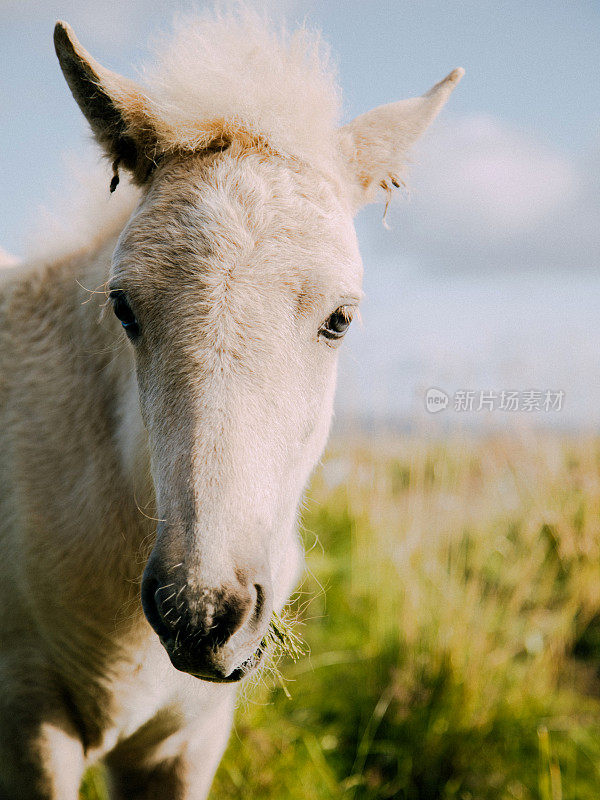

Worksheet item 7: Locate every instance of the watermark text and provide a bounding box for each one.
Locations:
[425,388,564,414]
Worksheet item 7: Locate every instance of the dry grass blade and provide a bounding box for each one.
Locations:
[261,609,307,664]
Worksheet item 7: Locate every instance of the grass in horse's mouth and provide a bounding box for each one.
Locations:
[254,609,306,677]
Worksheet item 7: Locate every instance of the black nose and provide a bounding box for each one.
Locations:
[141,567,268,679]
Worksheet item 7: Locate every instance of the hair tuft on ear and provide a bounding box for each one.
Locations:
[339,68,464,211]
[54,21,159,185]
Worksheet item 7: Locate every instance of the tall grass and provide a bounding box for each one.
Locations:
[82,433,600,799]
[211,433,600,800]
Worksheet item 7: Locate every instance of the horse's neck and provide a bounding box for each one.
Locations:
[0,222,155,650]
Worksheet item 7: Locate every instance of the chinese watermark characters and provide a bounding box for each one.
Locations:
[425,388,564,414]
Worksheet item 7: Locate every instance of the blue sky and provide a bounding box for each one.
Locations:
[1,1,599,426]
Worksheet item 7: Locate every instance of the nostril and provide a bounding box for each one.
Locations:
[252,583,265,625]
[141,574,172,640]
[141,567,273,668]
[201,584,259,647]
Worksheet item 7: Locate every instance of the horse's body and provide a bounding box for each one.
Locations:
[0,11,461,798]
[0,213,236,799]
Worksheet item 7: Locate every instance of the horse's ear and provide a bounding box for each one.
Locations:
[54,21,158,186]
[339,68,464,211]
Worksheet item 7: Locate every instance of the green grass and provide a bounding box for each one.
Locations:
[82,433,600,799]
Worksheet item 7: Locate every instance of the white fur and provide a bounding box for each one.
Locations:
[0,10,462,799]
[142,7,342,172]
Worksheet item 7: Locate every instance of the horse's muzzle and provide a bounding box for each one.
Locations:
[141,564,272,682]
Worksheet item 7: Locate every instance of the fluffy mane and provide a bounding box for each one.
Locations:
[26,10,345,262]
[137,8,343,171]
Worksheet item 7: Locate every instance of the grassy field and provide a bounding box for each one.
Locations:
[82,433,600,799]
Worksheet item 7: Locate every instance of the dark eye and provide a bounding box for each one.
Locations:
[109,291,140,339]
[319,306,353,342]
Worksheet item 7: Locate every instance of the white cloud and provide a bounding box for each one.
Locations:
[362,114,600,274]
[342,116,600,426]
[418,115,577,231]
[0,247,18,266]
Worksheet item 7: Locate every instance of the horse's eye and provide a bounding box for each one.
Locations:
[319,306,353,342]
[109,291,140,339]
